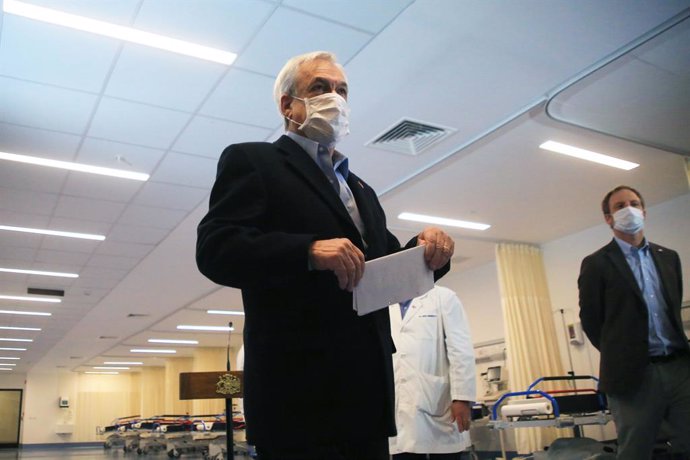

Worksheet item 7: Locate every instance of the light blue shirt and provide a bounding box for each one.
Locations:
[614,237,683,356]
[399,299,412,319]
[286,132,366,241]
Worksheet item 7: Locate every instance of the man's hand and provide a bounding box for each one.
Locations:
[417,227,455,271]
[309,239,365,291]
[451,400,472,432]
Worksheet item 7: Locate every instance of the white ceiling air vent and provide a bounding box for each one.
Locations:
[366,118,456,156]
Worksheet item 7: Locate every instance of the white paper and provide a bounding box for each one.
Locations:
[353,245,434,316]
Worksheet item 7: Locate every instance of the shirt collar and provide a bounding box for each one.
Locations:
[614,236,648,255]
[285,131,349,179]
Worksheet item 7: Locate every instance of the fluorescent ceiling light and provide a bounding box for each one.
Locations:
[0,326,41,331]
[177,325,234,332]
[0,294,61,303]
[85,371,118,375]
[398,212,491,231]
[539,141,639,170]
[104,361,142,365]
[0,151,149,181]
[0,310,52,317]
[0,363,16,366]
[0,368,13,371]
[0,338,33,342]
[148,339,199,345]
[0,347,27,351]
[207,310,245,316]
[130,348,176,354]
[0,357,21,360]
[93,366,129,370]
[0,225,105,241]
[2,0,237,65]
[0,267,78,278]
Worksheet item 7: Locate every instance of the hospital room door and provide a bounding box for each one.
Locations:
[0,390,22,448]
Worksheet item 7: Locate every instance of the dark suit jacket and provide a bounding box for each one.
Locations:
[196,135,449,446]
[578,238,687,395]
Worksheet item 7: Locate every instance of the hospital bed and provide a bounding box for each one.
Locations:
[489,375,612,458]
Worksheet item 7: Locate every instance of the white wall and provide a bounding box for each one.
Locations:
[22,370,79,444]
[0,372,26,389]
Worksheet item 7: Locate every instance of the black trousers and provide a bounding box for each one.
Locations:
[255,437,389,460]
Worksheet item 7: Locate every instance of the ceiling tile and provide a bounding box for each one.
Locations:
[87,97,191,149]
[34,249,91,267]
[0,122,81,159]
[23,274,76,290]
[76,137,165,174]
[0,15,119,92]
[117,205,188,230]
[21,0,141,23]
[133,182,208,211]
[234,6,372,76]
[283,0,414,34]
[0,246,37,264]
[200,69,278,128]
[53,195,127,223]
[38,236,101,255]
[107,224,170,245]
[61,173,144,203]
[105,45,227,112]
[0,187,59,215]
[0,76,99,134]
[87,254,140,271]
[63,283,109,302]
[79,266,128,281]
[150,152,217,187]
[173,115,274,159]
[47,217,112,236]
[93,240,154,258]
[0,160,68,194]
[0,210,50,228]
[70,275,120,290]
[134,0,275,52]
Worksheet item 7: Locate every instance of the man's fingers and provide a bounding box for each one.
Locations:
[418,227,455,270]
[310,239,365,291]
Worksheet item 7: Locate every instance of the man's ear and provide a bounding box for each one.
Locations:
[604,213,614,228]
[280,94,292,118]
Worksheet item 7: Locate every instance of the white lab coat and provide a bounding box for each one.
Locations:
[388,286,476,454]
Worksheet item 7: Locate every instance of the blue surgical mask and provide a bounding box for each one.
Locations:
[612,206,644,234]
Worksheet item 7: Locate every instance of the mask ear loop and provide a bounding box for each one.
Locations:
[285,95,308,130]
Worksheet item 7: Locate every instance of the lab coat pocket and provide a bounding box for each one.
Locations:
[416,372,451,417]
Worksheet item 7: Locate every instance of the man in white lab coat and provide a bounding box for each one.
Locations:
[389,285,476,459]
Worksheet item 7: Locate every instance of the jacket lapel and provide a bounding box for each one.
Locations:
[649,243,678,312]
[604,239,645,304]
[275,136,359,236]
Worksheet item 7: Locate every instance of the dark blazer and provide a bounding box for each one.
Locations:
[196,135,449,447]
[578,238,687,395]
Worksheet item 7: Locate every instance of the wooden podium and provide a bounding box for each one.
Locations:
[179,371,244,459]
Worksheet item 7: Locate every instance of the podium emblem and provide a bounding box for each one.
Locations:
[216,373,241,395]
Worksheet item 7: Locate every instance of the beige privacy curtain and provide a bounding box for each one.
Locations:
[495,243,568,454]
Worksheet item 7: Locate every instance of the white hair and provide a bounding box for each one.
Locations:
[273,51,346,128]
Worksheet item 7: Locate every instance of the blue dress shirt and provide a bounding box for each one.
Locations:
[286,132,366,241]
[614,237,684,356]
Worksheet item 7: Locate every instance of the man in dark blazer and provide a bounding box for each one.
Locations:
[196,51,455,460]
[578,185,689,459]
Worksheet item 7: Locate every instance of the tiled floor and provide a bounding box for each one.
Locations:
[0,445,254,459]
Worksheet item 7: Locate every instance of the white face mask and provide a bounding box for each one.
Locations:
[288,93,350,147]
[612,206,644,235]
